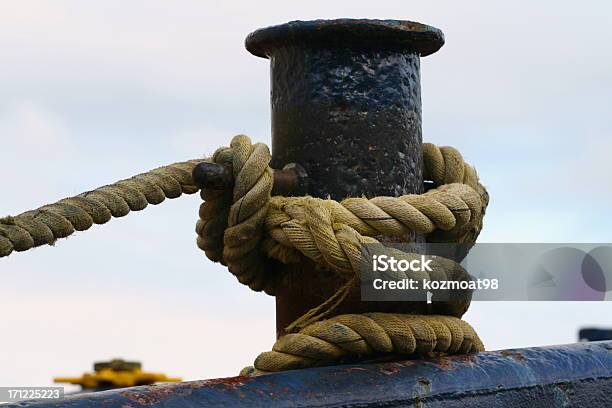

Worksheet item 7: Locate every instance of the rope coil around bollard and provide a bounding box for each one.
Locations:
[0,135,488,374]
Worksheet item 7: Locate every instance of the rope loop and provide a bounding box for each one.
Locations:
[251,314,484,373]
[2,135,488,374]
[194,136,489,372]
[196,135,276,294]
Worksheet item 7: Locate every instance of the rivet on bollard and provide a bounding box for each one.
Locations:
[192,161,309,196]
[192,162,234,191]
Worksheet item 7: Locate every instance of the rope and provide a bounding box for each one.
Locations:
[1,134,489,374]
[196,135,276,294]
[0,160,201,258]
[195,135,488,372]
[249,314,483,374]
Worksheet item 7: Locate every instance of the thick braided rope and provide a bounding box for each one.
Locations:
[194,136,489,372]
[195,135,275,294]
[0,160,201,258]
[1,135,488,373]
[264,223,475,334]
[263,183,485,270]
[196,137,488,294]
[250,313,484,373]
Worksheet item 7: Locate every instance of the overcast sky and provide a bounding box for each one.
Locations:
[1,0,611,390]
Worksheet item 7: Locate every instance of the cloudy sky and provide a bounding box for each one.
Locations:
[1,0,611,390]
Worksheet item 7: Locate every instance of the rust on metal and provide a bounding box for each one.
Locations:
[14,342,612,407]
[500,350,527,361]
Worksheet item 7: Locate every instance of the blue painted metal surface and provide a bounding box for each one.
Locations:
[10,341,612,407]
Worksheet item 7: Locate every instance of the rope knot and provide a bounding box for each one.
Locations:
[194,137,489,374]
[0,133,489,374]
[197,135,276,294]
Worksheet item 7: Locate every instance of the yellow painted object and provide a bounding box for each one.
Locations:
[54,359,181,390]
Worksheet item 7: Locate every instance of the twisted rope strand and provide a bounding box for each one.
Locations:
[2,135,488,373]
[194,136,488,372]
[196,135,276,295]
[0,160,201,258]
[252,313,484,373]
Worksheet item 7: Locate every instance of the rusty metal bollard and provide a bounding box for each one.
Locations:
[245,19,445,336]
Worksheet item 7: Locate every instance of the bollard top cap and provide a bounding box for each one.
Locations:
[246,19,444,58]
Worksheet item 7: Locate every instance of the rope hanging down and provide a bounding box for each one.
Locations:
[0,135,488,373]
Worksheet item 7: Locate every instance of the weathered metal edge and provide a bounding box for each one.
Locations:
[245,19,445,58]
[10,341,612,407]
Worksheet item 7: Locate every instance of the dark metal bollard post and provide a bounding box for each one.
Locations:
[246,19,445,336]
